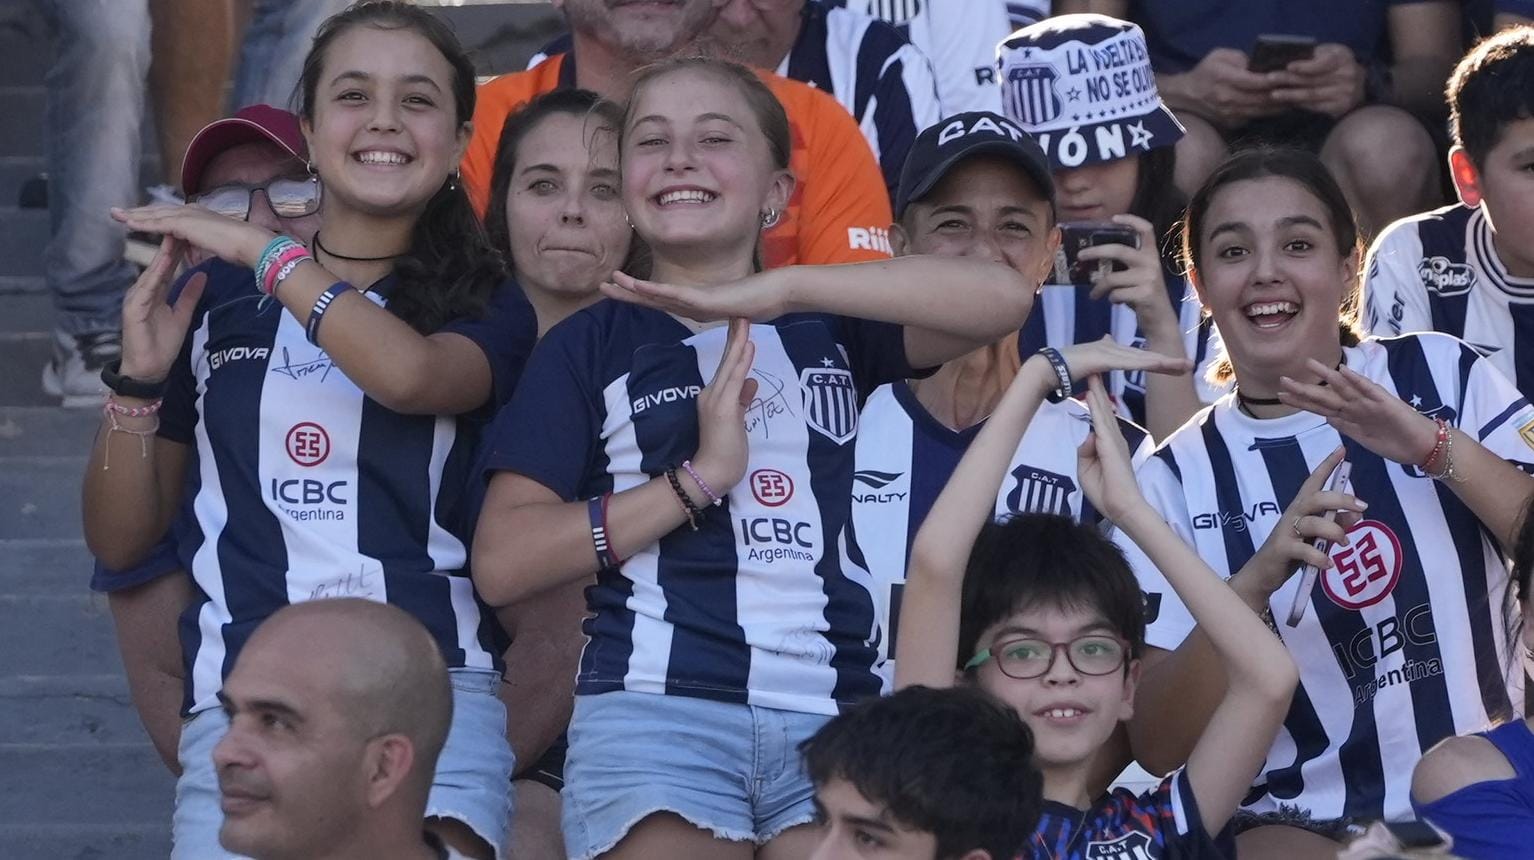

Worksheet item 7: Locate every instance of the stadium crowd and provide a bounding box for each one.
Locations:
[32,0,1534,857]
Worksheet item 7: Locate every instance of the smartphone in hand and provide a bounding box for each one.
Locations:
[1285,460,1352,627]
[1053,221,1139,287]
[1249,34,1318,73]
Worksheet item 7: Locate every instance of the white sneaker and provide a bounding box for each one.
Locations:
[41,330,121,408]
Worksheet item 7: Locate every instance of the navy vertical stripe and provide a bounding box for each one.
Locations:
[785,2,833,97]
[1198,420,1257,575]
[781,322,880,706]
[1508,303,1534,398]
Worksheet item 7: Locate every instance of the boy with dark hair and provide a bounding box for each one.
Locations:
[802,685,1043,860]
[895,369,1299,858]
[1363,26,1534,399]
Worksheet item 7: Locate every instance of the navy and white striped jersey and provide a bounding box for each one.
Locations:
[1363,204,1534,400]
[852,380,1150,684]
[833,0,1012,113]
[1117,332,1533,821]
[530,2,940,198]
[159,259,536,715]
[1018,275,1226,427]
[483,302,926,715]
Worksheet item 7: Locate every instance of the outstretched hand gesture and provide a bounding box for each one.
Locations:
[1076,375,1151,526]
[112,204,274,270]
[601,269,790,324]
[690,319,761,496]
[1278,359,1439,467]
[119,235,206,383]
[1055,335,1194,386]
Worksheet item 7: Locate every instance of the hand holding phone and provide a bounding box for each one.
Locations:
[1053,221,1140,287]
[1285,460,1352,627]
[1249,34,1318,74]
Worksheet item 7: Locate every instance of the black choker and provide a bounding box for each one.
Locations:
[1236,359,1345,413]
[312,231,405,262]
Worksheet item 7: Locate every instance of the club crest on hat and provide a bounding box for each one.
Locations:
[998,15,1184,169]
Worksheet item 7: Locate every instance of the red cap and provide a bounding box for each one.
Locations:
[179,104,308,194]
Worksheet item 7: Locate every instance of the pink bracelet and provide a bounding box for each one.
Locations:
[680,459,722,506]
[262,244,310,296]
[104,395,162,418]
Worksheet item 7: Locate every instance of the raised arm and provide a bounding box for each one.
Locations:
[472,319,760,606]
[603,254,1034,370]
[894,340,1191,690]
[109,205,506,416]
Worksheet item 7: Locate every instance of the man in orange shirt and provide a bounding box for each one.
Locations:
[462,0,894,270]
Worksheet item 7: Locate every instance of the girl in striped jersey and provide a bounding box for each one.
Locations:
[472,58,1034,860]
[998,15,1224,440]
[1120,147,1534,859]
[83,4,534,857]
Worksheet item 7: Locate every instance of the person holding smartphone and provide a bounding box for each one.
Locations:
[1117,146,1534,860]
[1054,0,1460,235]
[999,14,1222,440]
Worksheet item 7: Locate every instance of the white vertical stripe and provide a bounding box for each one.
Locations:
[851,385,917,691]
[187,318,234,715]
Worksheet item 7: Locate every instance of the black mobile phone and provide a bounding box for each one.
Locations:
[1378,821,1449,850]
[1249,34,1318,73]
[1053,221,1139,287]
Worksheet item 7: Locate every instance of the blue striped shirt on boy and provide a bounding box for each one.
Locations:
[1117,332,1533,821]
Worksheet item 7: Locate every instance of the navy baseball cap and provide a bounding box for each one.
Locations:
[894,111,1056,219]
[997,14,1185,170]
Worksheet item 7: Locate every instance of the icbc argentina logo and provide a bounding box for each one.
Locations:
[285,422,331,467]
[1323,520,1403,610]
[750,469,794,507]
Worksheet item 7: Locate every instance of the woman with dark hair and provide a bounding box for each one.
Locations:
[473,56,1035,859]
[1410,497,1534,859]
[1118,146,1534,859]
[999,13,1220,440]
[83,3,532,857]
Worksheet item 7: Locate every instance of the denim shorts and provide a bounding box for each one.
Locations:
[171,667,515,859]
[561,690,830,860]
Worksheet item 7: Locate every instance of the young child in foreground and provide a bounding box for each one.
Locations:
[894,365,1300,859]
[802,684,1044,860]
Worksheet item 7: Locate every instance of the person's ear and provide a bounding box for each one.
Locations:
[300,115,316,164]
[1340,244,1361,295]
[890,221,911,257]
[1118,657,1142,722]
[363,734,417,808]
[765,169,796,222]
[1448,146,1484,209]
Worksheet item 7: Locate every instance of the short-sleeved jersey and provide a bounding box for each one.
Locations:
[852,380,1150,684]
[831,0,1013,113]
[461,54,894,270]
[1363,204,1534,400]
[1029,769,1233,860]
[1117,333,1533,821]
[1006,0,1051,28]
[1126,0,1431,74]
[1412,719,1534,859]
[1018,274,1225,427]
[158,259,536,715]
[483,301,925,715]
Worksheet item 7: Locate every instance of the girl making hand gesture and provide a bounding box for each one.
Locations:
[471,58,1034,860]
[82,5,534,857]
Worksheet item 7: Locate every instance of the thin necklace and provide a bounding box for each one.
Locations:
[312,231,405,262]
[1236,358,1344,417]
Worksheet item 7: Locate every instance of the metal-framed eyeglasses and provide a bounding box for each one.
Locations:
[190,176,322,221]
[963,634,1129,680]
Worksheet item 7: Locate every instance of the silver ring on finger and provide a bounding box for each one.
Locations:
[1291,516,1304,538]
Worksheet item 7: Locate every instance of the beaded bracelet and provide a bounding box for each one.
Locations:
[100,401,160,470]
[104,395,162,418]
[666,467,702,531]
[680,459,722,506]
[1422,418,1463,482]
[305,282,354,346]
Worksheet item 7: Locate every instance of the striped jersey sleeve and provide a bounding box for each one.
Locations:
[836,0,1012,113]
[1114,333,1531,821]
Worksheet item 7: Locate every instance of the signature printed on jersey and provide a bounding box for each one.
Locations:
[745,368,794,438]
[269,345,337,383]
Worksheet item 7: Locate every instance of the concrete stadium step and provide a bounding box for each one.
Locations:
[0,453,89,541]
[0,592,118,677]
[0,823,171,860]
[0,207,50,276]
[0,743,174,827]
[3,539,95,597]
[0,674,150,748]
[0,155,167,211]
[0,406,101,458]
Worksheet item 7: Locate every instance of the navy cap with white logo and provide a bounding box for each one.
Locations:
[997,13,1184,171]
[894,111,1055,219]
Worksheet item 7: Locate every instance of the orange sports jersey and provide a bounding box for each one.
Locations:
[462,54,894,269]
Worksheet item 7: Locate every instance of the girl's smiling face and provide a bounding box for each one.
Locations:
[303,24,468,219]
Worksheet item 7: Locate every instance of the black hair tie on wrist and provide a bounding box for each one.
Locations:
[1037,347,1073,403]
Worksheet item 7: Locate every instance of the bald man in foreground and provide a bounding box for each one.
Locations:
[212,599,470,860]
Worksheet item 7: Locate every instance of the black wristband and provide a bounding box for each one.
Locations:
[100,359,168,400]
[1037,347,1073,403]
